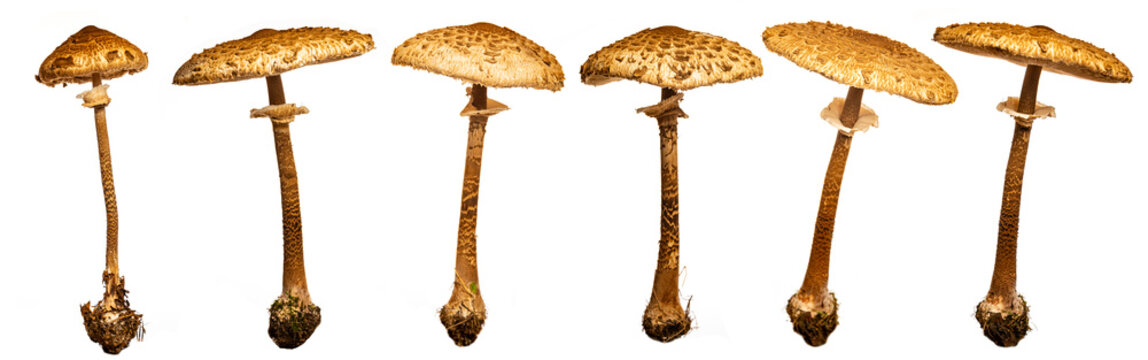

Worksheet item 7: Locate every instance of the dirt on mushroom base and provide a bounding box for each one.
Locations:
[439,301,486,346]
[268,294,321,349]
[786,292,838,346]
[976,295,1030,347]
[638,307,688,343]
[642,298,692,342]
[79,272,143,354]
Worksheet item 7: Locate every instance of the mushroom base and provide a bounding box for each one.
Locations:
[80,273,143,354]
[976,295,1029,347]
[786,292,838,346]
[439,302,486,346]
[80,301,142,354]
[642,302,691,342]
[268,294,322,349]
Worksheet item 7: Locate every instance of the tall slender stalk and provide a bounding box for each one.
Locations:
[441,84,489,347]
[977,64,1041,347]
[92,74,121,306]
[787,86,863,347]
[266,75,310,303]
[642,87,691,342]
[265,75,320,349]
[80,73,143,354]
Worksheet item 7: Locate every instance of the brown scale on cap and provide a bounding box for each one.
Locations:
[933,22,1132,83]
[36,25,148,87]
[173,27,374,85]
[763,21,957,105]
[392,22,564,91]
[581,26,762,91]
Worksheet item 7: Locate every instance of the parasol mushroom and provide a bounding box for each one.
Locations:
[173,27,374,349]
[36,25,148,354]
[933,22,1132,347]
[762,21,957,346]
[391,22,564,347]
[581,26,763,342]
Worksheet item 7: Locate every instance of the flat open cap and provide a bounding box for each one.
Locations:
[173,27,374,86]
[580,26,762,91]
[391,22,564,91]
[36,26,148,87]
[763,21,957,105]
[933,22,1132,83]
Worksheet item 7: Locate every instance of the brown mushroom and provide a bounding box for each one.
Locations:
[581,26,763,342]
[762,21,957,346]
[392,22,564,346]
[173,27,374,349]
[933,22,1132,347]
[36,25,148,354]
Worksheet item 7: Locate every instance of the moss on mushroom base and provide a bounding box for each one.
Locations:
[976,295,1029,347]
[268,294,321,349]
[439,301,486,346]
[79,273,142,354]
[642,302,692,342]
[786,292,838,347]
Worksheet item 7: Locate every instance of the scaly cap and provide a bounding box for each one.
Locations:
[173,27,374,85]
[581,26,762,91]
[36,25,148,87]
[392,22,564,91]
[933,22,1131,83]
[763,21,957,105]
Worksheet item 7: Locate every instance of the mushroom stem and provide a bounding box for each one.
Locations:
[799,86,863,296]
[80,72,143,354]
[90,73,122,308]
[441,84,489,346]
[652,87,682,308]
[787,86,863,347]
[264,75,311,303]
[975,64,1041,348]
[642,87,691,342]
[264,75,322,349]
[453,84,487,289]
[989,64,1040,300]
[1016,65,1042,115]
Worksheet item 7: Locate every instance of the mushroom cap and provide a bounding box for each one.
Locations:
[762,21,957,105]
[580,26,762,91]
[36,26,148,87]
[173,27,374,86]
[391,22,564,91]
[933,22,1132,83]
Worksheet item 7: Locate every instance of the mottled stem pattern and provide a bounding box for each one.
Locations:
[641,87,691,343]
[798,86,863,298]
[651,87,682,307]
[266,75,310,304]
[91,74,121,307]
[989,65,1041,300]
[438,85,490,347]
[449,84,488,307]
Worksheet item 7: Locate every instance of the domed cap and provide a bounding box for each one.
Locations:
[762,21,957,105]
[392,22,564,91]
[173,27,374,85]
[36,26,148,87]
[581,26,762,91]
[933,22,1132,83]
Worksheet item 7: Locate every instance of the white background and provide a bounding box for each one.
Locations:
[1,0,1144,358]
